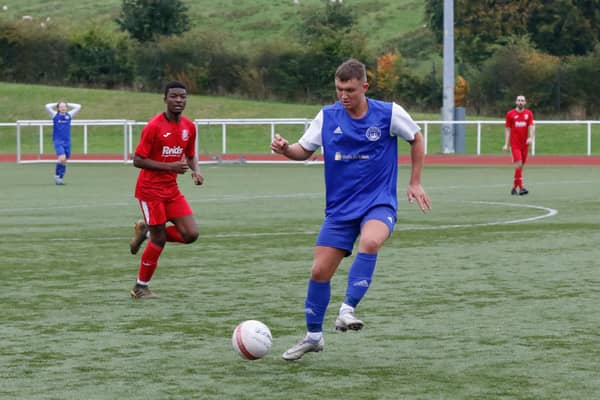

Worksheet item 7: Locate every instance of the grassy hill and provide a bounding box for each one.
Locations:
[0,82,324,122]
[0,0,425,52]
[1,82,597,156]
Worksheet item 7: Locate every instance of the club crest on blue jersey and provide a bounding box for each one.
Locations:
[182,129,189,141]
[365,126,381,141]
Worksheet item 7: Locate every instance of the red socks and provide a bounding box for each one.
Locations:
[137,226,186,284]
[513,167,523,189]
[137,241,163,283]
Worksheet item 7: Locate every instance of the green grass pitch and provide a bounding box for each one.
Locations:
[1,163,599,399]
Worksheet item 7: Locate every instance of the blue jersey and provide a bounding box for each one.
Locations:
[299,98,419,221]
[52,113,73,144]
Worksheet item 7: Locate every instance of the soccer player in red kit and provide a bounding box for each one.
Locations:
[129,81,204,299]
[503,95,535,195]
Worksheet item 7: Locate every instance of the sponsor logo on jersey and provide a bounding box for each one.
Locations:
[365,126,381,141]
[515,121,527,127]
[334,152,370,161]
[182,129,189,141]
[163,132,172,137]
[162,146,184,156]
[333,126,343,134]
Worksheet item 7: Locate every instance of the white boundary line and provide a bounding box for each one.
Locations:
[397,201,558,231]
[8,201,557,242]
[209,201,558,238]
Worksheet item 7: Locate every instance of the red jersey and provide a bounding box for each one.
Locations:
[505,108,534,147]
[134,113,196,201]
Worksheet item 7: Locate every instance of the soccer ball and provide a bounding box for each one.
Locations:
[232,320,272,360]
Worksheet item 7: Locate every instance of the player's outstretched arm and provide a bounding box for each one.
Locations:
[406,132,431,212]
[271,133,314,161]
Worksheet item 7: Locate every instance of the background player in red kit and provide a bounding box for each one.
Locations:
[129,81,204,299]
[503,95,535,195]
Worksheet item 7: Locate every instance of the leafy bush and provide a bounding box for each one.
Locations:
[0,20,69,84]
[67,27,134,89]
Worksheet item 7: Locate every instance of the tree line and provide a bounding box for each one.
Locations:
[1,0,599,117]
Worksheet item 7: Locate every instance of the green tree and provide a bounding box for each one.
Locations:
[294,0,370,101]
[467,37,560,114]
[424,0,599,64]
[116,0,190,42]
[425,0,530,65]
[0,20,69,84]
[67,28,134,88]
[562,44,600,117]
[299,0,355,41]
[527,0,596,56]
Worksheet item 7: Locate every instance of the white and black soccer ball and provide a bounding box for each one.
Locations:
[232,320,272,360]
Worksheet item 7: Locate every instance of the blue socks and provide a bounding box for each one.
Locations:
[55,163,66,178]
[305,279,331,333]
[303,252,378,333]
[344,252,377,307]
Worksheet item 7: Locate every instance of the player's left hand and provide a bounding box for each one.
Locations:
[192,171,204,186]
[407,183,431,212]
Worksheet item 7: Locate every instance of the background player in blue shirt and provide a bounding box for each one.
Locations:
[271,58,431,361]
[45,101,82,185]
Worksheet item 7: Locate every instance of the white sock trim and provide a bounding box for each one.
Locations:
[340,303,354,315]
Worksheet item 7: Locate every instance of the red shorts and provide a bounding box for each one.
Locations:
[511,145,528,164]
[138,193,193,226]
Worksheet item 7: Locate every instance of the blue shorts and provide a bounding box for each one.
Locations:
[54,142,71,158]
[315,205,397,256]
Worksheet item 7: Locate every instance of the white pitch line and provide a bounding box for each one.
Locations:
[10,201,557,242]
[208,201,558,237]
[395,201,558,231]
[1,178,597,214]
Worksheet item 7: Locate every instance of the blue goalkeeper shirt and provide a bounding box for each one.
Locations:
[52,113,73,145]
[45,102,81,145]
[299,98,420,221]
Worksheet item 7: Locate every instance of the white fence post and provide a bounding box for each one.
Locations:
[83,124,88,155]
[39,125,44,155]
[222,123,227,154]
[476,122,481,155]
[588,122,592,156]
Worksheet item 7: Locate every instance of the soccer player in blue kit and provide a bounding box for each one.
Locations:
[271,59,431,361]
[45,101,82,185]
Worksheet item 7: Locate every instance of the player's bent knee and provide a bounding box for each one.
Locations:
[359,237,383,254]
[183,231,199,244]
[310,265,335,281]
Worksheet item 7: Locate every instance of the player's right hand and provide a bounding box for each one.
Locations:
[171,160,189,174]
[271,133,289,155]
